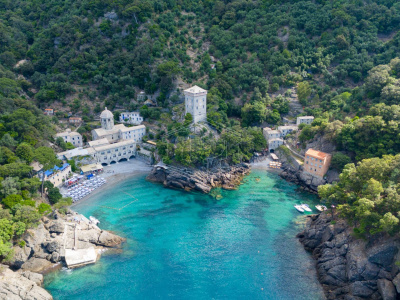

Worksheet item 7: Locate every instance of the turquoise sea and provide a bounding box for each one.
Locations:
[44,170,325,300]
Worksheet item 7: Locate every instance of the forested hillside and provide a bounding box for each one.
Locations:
[2,0,400,258]
[2,0,400,115]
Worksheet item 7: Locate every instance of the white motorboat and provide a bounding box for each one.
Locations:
[301,204,312,212]
[294,205,305,213]
[315,205,327,212]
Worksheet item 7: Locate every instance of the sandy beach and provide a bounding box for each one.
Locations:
[69,159,152,207]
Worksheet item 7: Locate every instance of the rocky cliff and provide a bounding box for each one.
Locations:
[7,210,125,273]
[298,213,400,300]
[0,265,52,300]
[0,209,125,299]
[147,163,251,193]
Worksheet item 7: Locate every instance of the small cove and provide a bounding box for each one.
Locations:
[44,170,325,299]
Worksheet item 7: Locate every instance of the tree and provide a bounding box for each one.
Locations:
[34,147,59,196]
[38,203,52,215]
[0,163,32,178]
[241,101,266,126]
[0,134,17,149]
[16,143,34,163]
[297,82,311,105]
[13,205,41,228]
[331,152,351,171]
[2,194,23,209]
[1,177,20,197]
[365,65,392,97]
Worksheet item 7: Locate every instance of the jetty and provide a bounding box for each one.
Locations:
[61,216,100,268]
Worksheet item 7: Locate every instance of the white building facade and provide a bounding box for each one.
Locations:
[184,85,207,123]
[56,129,83,147]
[268,138,284,150]
[277,125,298,137]
[263,127,281,140]
[120,112,143,125]
[92,108,146,143]
[42,163,72,187]
[297,116,314,125]
[263,126,297,151]
[92,140,136,165]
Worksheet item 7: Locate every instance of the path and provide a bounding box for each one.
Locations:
[284,142,305,161]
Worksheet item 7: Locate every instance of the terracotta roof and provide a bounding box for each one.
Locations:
[306,148,330,160]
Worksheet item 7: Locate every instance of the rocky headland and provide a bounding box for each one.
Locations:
[0,210,125,299]
[298,213,400,300]
[146,163,251,193]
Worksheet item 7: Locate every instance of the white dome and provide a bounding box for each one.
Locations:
[100,107,113,119]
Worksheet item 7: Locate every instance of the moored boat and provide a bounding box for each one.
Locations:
[294,205,305,213]
[300,203,312,212]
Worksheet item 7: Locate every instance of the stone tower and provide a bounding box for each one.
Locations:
[184,85,207,123]
[100,107,114,130]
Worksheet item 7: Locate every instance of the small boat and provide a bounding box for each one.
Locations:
[294,205,305,213]
[315,205,327,212]
[301,204,312,212]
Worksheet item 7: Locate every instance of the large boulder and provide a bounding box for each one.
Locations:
[391,273,400,293]
[21,271,44,286]
[48,221,65,234]
[97,231,125,247]
[0,266,52,300]
[9,245,32,269]
[24,223,48,251]
[21,257,53,273]
[346,241,368,282]
[78,229,101,244]
[46,240,60,253]
[349,281,376,298]
[367,243,398,269]
[377,279,396,300]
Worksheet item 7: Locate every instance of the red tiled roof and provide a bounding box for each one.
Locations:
[305,148,330,160]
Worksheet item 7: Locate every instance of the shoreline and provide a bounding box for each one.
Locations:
[70,159,152,208]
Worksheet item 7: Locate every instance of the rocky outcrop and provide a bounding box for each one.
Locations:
[147,163,251,193]
[5,210,125,273]
[301,133,336,156]
[0,265,52,300]
[298,213,400,300]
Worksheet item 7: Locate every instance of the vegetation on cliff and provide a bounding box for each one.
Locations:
[0,76,70,261]
[319,154,400,237]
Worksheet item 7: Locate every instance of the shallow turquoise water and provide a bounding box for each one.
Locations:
[44,170,325,300]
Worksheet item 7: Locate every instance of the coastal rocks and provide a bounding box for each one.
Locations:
[147,163,251,194]
[298,213,400,300]
[21,258,53,273]
[48,221,64,234]
[279,164,326,193]
[0,265,52,300]
[377,279,396,300]
[97,230,125,247]
[6,211,125,274]
[21,270,44,286]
